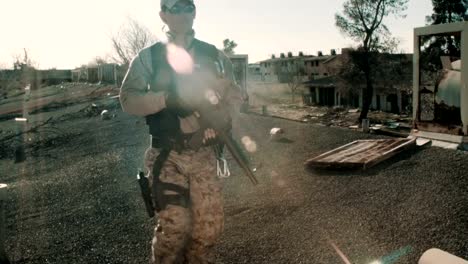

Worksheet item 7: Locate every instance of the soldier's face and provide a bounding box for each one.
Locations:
[160,0,196,35]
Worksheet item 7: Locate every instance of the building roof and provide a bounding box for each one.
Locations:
[228,54,248,59]
[259,55,314,63]
[322,56,338,64]
[303,75,337,88]
[303,55,335,62]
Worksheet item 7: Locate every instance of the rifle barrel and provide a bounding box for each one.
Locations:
[219,132,259,185]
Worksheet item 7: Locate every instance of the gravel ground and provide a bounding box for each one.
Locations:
[0,104,467,264]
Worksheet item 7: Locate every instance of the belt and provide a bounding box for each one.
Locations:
[151,134,194,152]
[151,132,222,152]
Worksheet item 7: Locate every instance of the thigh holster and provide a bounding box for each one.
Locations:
[151,149,190,212]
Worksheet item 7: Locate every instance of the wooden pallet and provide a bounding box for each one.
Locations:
[305,138,417,170]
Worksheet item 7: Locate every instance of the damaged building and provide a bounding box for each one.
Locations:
[302,49,413,114]
[257,49,413,114]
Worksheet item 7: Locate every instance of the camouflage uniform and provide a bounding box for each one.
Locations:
[144,147,224,263]
[120,30,241,263]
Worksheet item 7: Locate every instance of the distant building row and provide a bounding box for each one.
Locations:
[0,64,124,92]
[248,49,413,114]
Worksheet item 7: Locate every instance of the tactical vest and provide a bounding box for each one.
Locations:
[146,39,220,149]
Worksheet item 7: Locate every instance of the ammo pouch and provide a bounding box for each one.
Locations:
[146,110,180,142]
[145,38,220,152]
[146,108,190,152]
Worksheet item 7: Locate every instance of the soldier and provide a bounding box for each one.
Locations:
[119,0,243,263]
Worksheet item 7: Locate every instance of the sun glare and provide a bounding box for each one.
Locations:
[166,43,194,75]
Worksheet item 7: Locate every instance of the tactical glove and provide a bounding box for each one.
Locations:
[187,107,232,150]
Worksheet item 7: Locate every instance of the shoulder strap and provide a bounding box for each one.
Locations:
[150,42,166,79]
[192,39,219,61]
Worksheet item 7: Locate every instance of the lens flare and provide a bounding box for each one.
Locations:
[329,242,352,264]
[166,43,194,75]
[379,245,413,264]
[270,171,286,187]
[205,89,219,105]
[241,136,257,153]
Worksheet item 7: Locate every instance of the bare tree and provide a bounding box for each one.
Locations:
[335,0,409,121]
[283,60,306,103]
[12,48,37,70]
[335,49,366,102]
[336,48,412,112]
[88,56,110,67]
[8,48,39,90]
[111,17,157,67]
[222,39,238,55]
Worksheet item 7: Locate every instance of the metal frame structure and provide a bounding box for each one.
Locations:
[413,22,468,143]
[0,184,9,263]
[227,54,248,93]
[228,54,249,112]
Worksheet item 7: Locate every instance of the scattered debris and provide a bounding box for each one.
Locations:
[372,126,411,138]
[0,83,118,117]
[371,124,384,130]
[270,127,283,135]
[268,127,294,143]
[101,110,111,120]
[269,127,284,141]
[29,101,76,115]
[415,138,431,147]
[82,103,103,117]
[305,138,417,170]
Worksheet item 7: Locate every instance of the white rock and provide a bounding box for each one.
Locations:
[270,127,284,135]
[101,110,111,120]
[270,127,284,141]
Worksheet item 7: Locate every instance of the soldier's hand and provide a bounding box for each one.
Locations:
[202,128,217,145]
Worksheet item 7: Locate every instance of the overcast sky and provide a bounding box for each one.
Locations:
[0,0,434,69]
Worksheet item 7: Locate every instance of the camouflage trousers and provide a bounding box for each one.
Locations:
[144,146,224,264]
